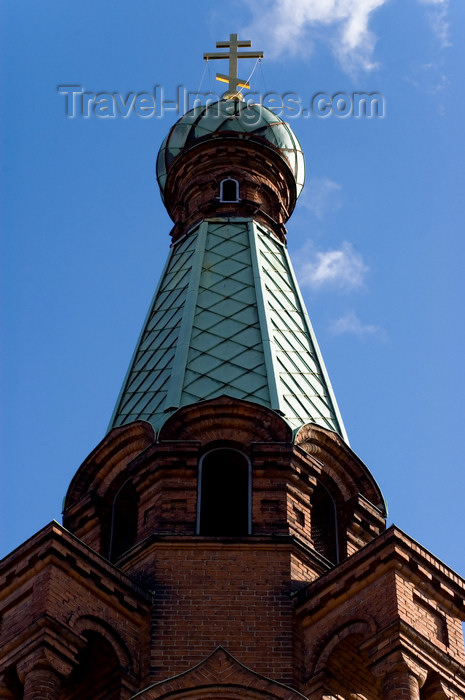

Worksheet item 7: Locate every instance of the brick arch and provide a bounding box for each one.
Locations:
[138,689,295,699]
[64,421,155,507]
[63,422,154,552]
[68,614,134,674]
[159,395,292,445]
[312,619,376,675]
[294,422,386,514]
[60,630,121,700]
[310,620,382,700]
[134,646,306,699]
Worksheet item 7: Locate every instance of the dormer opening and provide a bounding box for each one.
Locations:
[311,481,338,564]
[197,448,251,536]
[219,177,240,202]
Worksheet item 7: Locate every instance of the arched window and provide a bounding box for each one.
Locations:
[197,448,250,536]
[311,482,338,564]
[219,178,240,202]
[109,480,138,561]
[60,631,121,700]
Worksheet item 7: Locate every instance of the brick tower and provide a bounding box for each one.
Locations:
[1,37,465,700]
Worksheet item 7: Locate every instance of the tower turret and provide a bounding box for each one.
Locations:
[109,99,346,440]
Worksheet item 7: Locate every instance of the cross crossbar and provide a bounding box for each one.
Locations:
[203,33,263,100]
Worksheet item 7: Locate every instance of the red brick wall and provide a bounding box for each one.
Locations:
[123,541,297,686]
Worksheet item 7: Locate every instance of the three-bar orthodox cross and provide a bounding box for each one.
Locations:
[204,33,263,100]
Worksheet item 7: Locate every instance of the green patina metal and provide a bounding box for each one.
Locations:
[109,218,347,440]
[156,100,305,200]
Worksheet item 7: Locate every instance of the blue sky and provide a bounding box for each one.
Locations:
[1,0,464,579]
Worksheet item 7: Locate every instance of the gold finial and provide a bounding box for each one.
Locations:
[203,33,263,101]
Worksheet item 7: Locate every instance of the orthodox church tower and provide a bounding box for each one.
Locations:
[1,36,465,700]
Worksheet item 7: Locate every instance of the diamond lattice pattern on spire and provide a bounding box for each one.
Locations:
[110,220,346,439]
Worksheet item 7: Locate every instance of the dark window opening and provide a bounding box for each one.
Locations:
[60,632,121,700]
[311,482,338,564]
[110,481,138,561]
[220,178,239,202]
[1,667,22,700]
[198,448,249,536]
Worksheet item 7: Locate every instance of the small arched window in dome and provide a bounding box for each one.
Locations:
[311,482,338,564]
[197,448,251,536]
[219,178,240,203]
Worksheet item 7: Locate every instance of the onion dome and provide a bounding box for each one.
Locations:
[156,100,305,202]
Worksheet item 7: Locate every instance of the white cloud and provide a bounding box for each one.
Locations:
[299,177,342,219]
[296,241,368,291]
[417,0,451,48]
[243,0,385,73]
[242,0,450,74]
[404,62,449,99]
[329,310,386,339]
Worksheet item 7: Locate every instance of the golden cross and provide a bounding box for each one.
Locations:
[204,33,263,100]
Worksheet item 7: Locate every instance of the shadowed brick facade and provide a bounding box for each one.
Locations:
[1,96,464,699]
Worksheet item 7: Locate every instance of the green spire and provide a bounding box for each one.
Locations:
[109,218,347,441]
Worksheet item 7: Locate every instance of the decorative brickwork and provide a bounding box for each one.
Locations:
[163,138,296,243]
[134,646,307,699]
[296,526,465,698]
[0,524,151,699]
